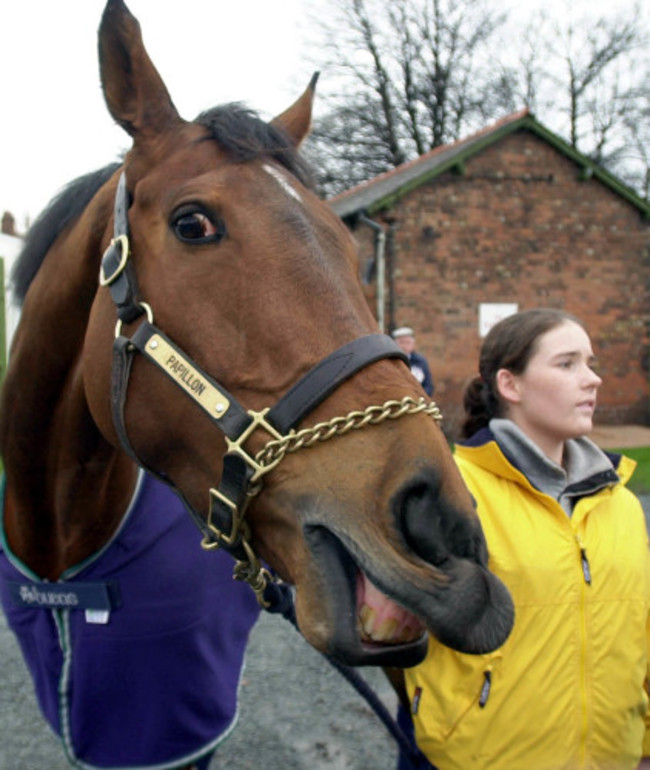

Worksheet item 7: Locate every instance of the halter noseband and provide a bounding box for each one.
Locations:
[100,172,442,604]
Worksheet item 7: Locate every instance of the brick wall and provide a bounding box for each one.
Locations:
[351,130,650,436]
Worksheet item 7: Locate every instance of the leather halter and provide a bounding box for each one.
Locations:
[100,172,427,604]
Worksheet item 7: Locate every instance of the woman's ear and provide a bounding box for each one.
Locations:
[496,368,521,405]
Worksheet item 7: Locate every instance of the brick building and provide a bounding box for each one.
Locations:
[329,110,650,435]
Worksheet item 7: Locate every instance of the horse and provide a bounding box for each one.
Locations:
[0,0,514,767]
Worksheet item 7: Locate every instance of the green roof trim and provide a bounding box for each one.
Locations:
[352,113,650,219]
[525,118,650,217]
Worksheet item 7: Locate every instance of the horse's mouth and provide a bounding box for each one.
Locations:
[357,571,426,646]
[303,525,429,667]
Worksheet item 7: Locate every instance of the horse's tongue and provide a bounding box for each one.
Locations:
[357,572,425,644]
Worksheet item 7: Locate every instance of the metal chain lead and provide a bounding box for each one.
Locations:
[254,396,442,474]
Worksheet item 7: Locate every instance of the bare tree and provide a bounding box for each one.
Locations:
[305,0,650,200]
[305,0,507,196]
[617,88,650,199]
[496,3,649,197]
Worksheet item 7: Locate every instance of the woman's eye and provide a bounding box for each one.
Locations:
[172,210,225,244]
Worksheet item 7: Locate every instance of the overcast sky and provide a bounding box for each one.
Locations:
[0,0,314,229]
[1,0,645,230]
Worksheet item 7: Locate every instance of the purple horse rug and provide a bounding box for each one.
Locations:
[0,471,260,769]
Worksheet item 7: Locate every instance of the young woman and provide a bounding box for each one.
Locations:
[401,308,650,770]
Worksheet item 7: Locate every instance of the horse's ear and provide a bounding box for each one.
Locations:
[271,72,319,148]
[98,0,182,139]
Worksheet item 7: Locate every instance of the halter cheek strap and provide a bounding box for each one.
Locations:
[99,174,143,325]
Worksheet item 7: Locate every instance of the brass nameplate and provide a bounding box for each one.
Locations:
[145,334,230,419]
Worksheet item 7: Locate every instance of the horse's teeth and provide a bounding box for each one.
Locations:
[359,604,375,636]
[359,605,402,642]
[374,617,399,641]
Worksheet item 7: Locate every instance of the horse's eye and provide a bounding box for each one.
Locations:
[172,209,225,244]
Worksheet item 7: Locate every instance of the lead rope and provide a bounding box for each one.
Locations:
[262,580,435,769]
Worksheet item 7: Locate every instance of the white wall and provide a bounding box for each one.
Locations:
[0,232,23,354]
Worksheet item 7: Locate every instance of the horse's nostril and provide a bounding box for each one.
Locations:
[395,470,486,567]
[395,472,449,566]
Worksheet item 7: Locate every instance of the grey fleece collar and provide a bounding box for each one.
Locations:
[489,419,617,516]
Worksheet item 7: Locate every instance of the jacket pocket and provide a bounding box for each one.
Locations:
[411,651,501,744]
[441,659,498,740]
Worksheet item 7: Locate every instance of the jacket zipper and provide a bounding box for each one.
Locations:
[578,537,591,585]
[478,669,492,708]
[575,532,589,767]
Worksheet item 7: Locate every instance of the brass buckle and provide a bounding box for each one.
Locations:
[201,409,285,550]
[99,234,130,286]
[202,486,242,548]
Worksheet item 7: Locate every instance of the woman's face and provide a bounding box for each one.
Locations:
[497,320,602,459]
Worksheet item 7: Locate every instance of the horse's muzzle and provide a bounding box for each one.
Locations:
[298,470,515,667]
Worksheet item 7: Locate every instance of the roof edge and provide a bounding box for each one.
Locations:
[329,112,650,220]
[523,118,650,218]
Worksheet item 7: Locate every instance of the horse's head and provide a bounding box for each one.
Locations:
[84,0,513,667]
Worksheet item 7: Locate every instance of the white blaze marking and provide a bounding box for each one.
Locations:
[262,163,302,202]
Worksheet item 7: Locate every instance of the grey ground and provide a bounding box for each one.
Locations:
[2,494,649,770]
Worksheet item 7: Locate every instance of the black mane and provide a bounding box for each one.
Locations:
[12,163,121,303]
[13,104,314,303]
[194,103,314,188]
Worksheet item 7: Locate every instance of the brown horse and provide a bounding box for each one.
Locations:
[0,0,513,767]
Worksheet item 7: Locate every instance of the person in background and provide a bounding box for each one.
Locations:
[392,327,434,396]
[398,308,650,770]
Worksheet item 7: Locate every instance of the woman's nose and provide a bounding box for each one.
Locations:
[585,365,602,388]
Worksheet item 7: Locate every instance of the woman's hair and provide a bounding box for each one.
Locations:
[461,308,583,439]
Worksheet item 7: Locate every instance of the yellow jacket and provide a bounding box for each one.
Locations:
[405,428,650,770]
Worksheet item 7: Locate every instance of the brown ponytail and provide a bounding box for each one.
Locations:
[461,376,500,438]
